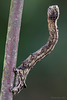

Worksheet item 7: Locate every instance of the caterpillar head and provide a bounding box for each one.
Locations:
[48,5,59,22]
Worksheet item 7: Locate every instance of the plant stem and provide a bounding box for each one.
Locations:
[1,0,24,100]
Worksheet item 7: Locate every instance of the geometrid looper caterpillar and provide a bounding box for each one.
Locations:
[11,5,59,95]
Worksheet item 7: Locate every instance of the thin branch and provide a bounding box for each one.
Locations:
[1,0,24,100]
[11,5,60,95]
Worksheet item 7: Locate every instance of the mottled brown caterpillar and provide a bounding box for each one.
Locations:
[11,5,59,94]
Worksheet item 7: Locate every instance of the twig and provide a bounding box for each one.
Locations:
[11,5,60,95]
[1,0,24,100]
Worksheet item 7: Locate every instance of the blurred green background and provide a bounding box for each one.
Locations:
[0,0,67,100]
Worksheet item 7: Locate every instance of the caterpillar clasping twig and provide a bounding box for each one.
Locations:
[11,5,59,95]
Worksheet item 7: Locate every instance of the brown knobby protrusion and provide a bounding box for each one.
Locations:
[11,5,59,95]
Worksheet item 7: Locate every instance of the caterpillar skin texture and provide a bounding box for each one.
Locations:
[11,5,59,95]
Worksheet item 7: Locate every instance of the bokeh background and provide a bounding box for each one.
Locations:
[0,0,67,100]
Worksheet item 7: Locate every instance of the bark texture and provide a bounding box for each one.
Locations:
[1,0,24,100]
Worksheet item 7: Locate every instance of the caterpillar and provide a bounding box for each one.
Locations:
[11,5,59,95]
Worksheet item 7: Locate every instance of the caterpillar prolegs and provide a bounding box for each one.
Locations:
[11,5,59,94]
